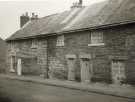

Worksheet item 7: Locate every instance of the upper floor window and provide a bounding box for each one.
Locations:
[31,39,38,49]
[56,35,64,46]
[126,35,135,49]
[88,31,104,46]
[10,42,15,50]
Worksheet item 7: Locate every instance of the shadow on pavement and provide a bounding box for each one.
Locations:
[0,96,12,102]
[0,92,12,102]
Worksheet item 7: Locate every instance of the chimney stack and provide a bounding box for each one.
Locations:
[20,12,30,28]
[79,0,82,5]
[20,12,39,28]
[31,12,38,20]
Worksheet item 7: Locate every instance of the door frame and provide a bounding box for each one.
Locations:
[66,54,77,81]
[79,54,92,83]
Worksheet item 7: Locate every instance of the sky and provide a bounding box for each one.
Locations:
[0,0,105,39]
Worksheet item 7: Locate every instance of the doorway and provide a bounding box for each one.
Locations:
[80,58,92,83]
[66,54,76,81]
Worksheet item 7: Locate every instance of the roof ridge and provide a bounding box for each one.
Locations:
[40,10,70,20]
[41,13,59,19]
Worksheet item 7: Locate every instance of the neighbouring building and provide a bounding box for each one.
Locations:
[6,0,135,85]
[0,38,7,73]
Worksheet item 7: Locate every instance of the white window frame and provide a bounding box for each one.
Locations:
[88,31,104,46]
[31,39,38,49]
[56,35,64,47]
[10,41,15,49]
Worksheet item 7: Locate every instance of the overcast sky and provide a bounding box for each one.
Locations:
[0,0,105,39]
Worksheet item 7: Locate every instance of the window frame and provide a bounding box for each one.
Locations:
[31,39,38,49]
[56,35,64,47]
[88,31,104,46]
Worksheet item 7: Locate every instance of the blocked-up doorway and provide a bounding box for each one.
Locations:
[111,60,126,84]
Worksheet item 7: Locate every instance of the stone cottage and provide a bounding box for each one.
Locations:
[6,0,135,85]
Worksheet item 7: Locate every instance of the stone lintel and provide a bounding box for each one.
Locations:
[79,54,91,59]
[109,55,128,60]
[10,51,16,56]
[66,54,76,59]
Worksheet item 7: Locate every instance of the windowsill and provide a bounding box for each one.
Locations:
[31,46,38,49]
[56,45,64,47]
[88,43,105,46]
[9,69,15,73]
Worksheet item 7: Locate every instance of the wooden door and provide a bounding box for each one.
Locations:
[81,59,91,83]
[112,61,126,84]
[10,56,16,72]
[67,58,75,81]
[17,58,22,76]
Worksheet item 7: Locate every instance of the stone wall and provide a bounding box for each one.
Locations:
[47,31,110,82]
[7,23,135,84]
[105,24,135,84]
[47,23,135,84]
[7,38,48,76]
[48,56,67,80]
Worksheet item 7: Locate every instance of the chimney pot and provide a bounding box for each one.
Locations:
[32,12,34,15]
[31,12,38,20]
[71,0,83,9]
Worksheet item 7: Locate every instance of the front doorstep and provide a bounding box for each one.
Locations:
[0,74,135,100]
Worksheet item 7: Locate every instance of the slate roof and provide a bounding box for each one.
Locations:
[7,0,135,41]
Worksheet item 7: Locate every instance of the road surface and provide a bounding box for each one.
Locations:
[0,77,134,102]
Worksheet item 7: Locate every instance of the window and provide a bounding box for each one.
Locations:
[126,35,135,48]
[31,39,38,49]
[10,41,15,50]
[88,31,104,46]
[56,35,64,46]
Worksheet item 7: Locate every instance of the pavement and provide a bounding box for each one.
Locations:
[0,74,135,100]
